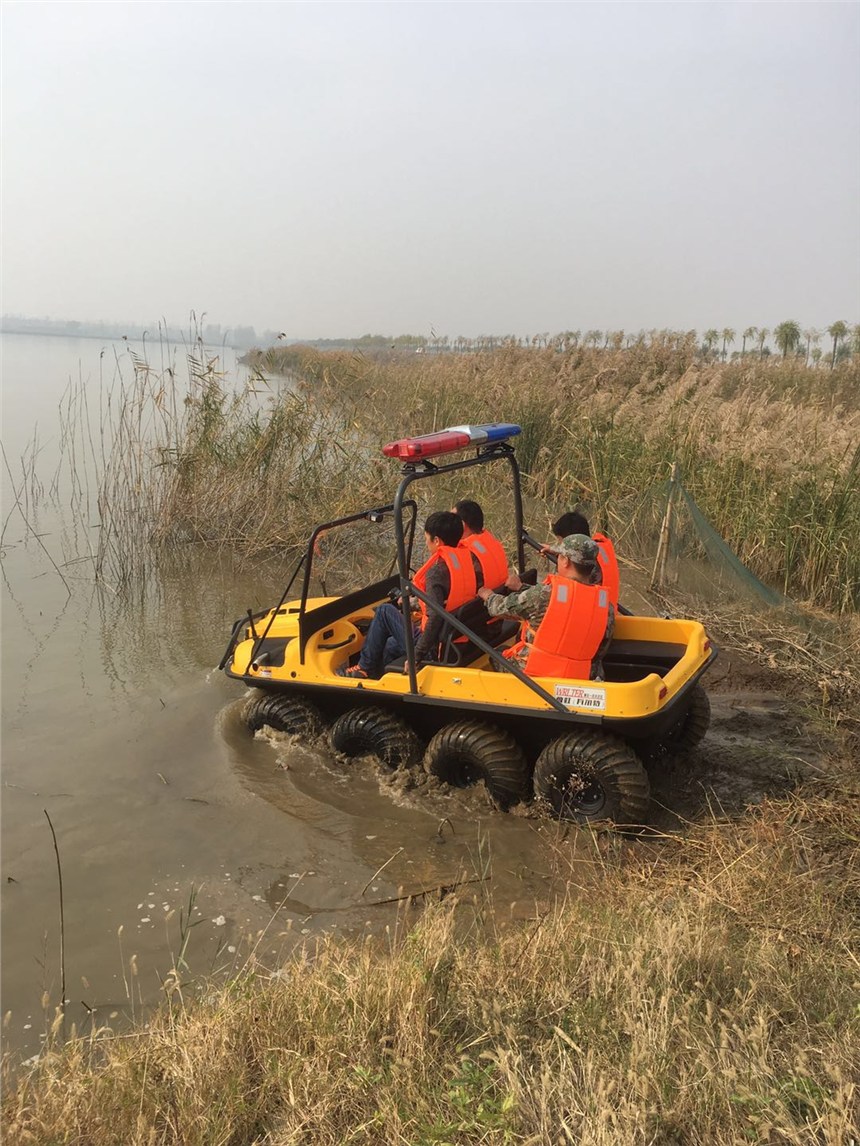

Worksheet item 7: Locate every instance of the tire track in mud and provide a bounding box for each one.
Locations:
[648,650,836,828]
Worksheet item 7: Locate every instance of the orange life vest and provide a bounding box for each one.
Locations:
[524,574,611,680]
[592,532,619,607]
[412,544,477,631]
[461,530,508,591]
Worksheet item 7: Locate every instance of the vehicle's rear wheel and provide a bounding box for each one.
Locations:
[328,707,422,769]
[664,683,711,755]
[423,720,528,809]
[533,731,649,825]
[243,693,323,739]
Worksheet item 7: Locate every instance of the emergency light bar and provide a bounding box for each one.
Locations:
[382,423,521,461]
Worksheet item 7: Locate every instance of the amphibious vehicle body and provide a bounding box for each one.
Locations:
[221,423,716,824]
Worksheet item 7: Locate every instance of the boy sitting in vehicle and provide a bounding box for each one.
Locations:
[338,511,482,679]
[451,499,509,591]
[551,509,620,608]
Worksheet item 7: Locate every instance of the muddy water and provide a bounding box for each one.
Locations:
[1,334,582,1060]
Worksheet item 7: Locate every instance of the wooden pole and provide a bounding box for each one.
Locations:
[650,462,678,590]
[44,810,66,1018]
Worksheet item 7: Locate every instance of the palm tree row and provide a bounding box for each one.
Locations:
[484,323,858,366]
[698,321,856,366]
[325,323,859,366]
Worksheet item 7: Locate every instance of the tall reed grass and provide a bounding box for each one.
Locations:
[48,339,858,611]
[249,343,860,612]
[50,350,393,590]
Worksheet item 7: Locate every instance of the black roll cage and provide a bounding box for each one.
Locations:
[238,440,570,716]
[391,442,568,713]
[238,499,419,674]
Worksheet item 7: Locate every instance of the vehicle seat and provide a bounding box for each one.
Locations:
[601,638,687,683]
[437,598,516,666]
[382,598,519,674]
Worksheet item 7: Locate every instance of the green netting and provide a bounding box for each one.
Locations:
[614,469,860,695]
[680,486,799,606]
[622,475,789,610]
[675,481,786,607]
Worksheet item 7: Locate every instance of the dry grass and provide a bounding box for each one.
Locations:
[47,338,859,610]
[249,342,860,612]
[4,794,858,1145]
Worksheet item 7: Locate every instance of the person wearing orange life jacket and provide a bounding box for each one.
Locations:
[452,499,509,591]
[478,534,615,681]
[551,510,620,608]
[338,511,481,679]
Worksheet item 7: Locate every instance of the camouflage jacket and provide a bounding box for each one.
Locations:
[484,582,551,629]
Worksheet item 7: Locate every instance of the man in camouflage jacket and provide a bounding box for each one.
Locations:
[477,534,615,678]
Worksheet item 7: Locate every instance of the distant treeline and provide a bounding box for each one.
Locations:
[0,314,265,350]
[5,315,858,366]
[300,322,859,367]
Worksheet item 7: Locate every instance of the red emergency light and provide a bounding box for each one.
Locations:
[382,423,521,461]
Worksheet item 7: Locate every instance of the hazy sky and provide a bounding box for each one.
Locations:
[2,1,858,339]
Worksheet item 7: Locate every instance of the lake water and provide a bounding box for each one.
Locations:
[0,332,566,1059]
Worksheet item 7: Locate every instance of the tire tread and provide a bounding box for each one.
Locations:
[244,693,322,738]
[329,707,422,768]
[424,720,528,807]
[534,731,649,824]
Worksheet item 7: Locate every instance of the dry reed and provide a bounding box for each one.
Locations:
[47,338,859,612]
[251,342,860,612]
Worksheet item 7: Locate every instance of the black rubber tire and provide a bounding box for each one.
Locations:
[664,683,711,755]
[533,731,650,825]
[423,720,528,809]
[328,707,422,769]
[243,693,323,739]
[634,684,712,766]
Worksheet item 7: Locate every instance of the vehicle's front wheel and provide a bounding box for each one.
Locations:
[423,720,528,809]
[243,692,324,739]
[534,731,649,825]
[328,706,422,769]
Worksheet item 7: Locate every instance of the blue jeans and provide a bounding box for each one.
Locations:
[358,603,420,678]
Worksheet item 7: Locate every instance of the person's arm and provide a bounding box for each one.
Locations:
[478,568,522,613]
[413,562,450,662]
[480,583,543,622]
[471,552,484,590]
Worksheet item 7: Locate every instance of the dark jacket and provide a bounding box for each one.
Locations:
[413,552,483,662]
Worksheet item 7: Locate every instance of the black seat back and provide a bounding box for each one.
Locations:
[437,598,492,664]
[437,598,520,666]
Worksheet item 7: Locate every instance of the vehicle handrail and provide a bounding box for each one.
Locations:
[245,500,417,673]
[405,582,570,715]
[244,552,307,673]
[523,530,555,562]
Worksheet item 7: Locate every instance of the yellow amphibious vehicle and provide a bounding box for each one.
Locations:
[221,423,716,825]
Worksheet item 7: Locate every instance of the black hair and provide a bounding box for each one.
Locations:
[453,499,484,533]
[552,510,590,539]
[425,510,464,547]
